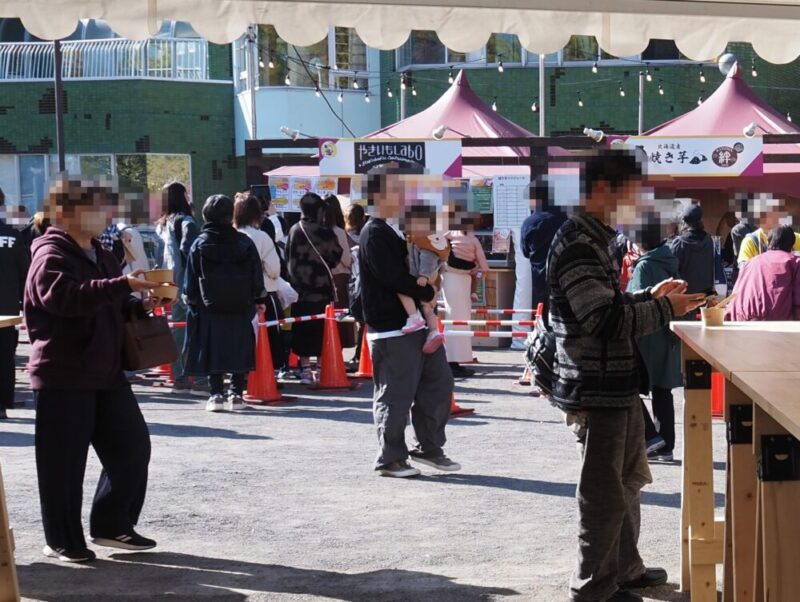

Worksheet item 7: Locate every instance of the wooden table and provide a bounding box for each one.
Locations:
[0,315,20,602]
[672,322,800,602]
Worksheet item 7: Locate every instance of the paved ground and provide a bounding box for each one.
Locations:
[1,344,727,601]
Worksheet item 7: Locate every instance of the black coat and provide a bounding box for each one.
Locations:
[183,223,266,375]
[0,222,29,315]
[520,208,566,308]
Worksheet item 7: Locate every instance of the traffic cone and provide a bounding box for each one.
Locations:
[450,392,475,417]
[245,312,292,405]
[310,304,360,390]
[353,328,373,379]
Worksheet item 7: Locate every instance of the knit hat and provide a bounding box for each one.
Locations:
[681,203,703,226]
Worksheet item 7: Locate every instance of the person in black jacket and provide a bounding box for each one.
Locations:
[0,187,30,418]
[668,202,715,317]
[359,166,458,478]
[183,195,267,413]
[519,177,567,311]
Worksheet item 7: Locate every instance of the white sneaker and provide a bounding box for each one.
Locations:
[205,394,225,412]
[401,312,427,334]
[225,394,246,411]
[300,368,315,385]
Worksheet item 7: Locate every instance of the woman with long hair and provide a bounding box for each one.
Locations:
[323,195,355,348]
[286,193,343,384]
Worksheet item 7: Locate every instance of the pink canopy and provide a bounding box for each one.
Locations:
[644,62,800,197]
[266,69,540,179]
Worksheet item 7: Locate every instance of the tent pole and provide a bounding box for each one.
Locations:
[400,73,407,120]
[53,40,65,173]
[638,70,644,135]
[247,26,258,140]
[538,54,545,136]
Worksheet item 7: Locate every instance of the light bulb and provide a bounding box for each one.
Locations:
[258,59,264,69]
[412,85,417,96]
[448,69,454,84]
[498,61,504,73]
[658,82,664,95]
[788,112,793,122]
[284,74,291,86]
[338,91,343,103]
[315,87,321,97]
[491,98,497,111]
[578,95,584,108]
[751,60,758,78]
[400,79,406,91]
[268,59,274,69]
[645,69,652,82]
[699,69,706,83]
[697,96,703,106]
[352,74,359,89]
[592,61,598,74]
[531,101,538,112]
[364,92,371,103]
[387,86,393,98]
[619,85,625,98]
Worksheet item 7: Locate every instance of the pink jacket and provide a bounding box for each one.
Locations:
[726,250,800,321]
[447,231,490,272]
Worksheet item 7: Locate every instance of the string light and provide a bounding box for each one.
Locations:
[352,72,359,89]
[268,59,274,69]
[498,60,504,73]
[386,83,393,98]
[400,76,407,91]
[364,91,371,103]
[699,68,706,83]
[577,92,583,107]
[788,112,793,122]
[592,61,598,74]
[645,69,652,82]
[531,100,538,112]
[619,82,625,97]
[338,90,344,103]
[491,97,498,111]
[448,68,454,84]
[284,74,291,86]
[412,84,417,96]
[751,59,758,78]
[697,95,703,106]
[658,80,664,95]
[314,86,321,98]
[258,59,264,69]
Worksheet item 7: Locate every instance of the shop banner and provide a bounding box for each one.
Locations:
[624,136,763,177]
[319,138,462,177]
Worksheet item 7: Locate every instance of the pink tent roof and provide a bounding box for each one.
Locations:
[367,69,535,158]
[645,61,800,175]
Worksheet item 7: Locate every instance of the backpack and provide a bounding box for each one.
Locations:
[526,243,558,398]
[347,247,363,323]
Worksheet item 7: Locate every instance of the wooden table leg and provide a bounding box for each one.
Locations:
[723,460,734,602]
[682,351,719,601]
[0,462,20,602]
[726,381,757,602]
[680,397,692,592]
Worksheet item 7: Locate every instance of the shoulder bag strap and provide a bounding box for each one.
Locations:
[299,222,338,303]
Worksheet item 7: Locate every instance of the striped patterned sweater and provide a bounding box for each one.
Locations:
[547,213,674,411]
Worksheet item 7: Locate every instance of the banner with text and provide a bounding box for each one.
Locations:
[319,138,462,177]
[624,136,763,177]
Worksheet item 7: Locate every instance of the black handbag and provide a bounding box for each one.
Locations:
[528,257,557,398]
[122,312,179,371]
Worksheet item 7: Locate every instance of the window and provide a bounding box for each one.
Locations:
[19,156,46,214]
[642,39,685,61]
[49,154,113,177]
[563,36,598,63]
[486,34,521,64]
[0,156,19,204]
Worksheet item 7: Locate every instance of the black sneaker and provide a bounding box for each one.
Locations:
[409,453,461,472]
[0,409,7,419]
[449,363,475,377]
[619,567,668,590]
[90,531,157,551]
[43,545,96,563]
[608,590,643,601]
[377,460,420,478]
[647,450,675,463]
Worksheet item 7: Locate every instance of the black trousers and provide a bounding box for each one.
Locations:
[0,327,17,409]
[641,387,676,453]
[34,383,151,551]
[209,373,245,396]
[264,292,285,370]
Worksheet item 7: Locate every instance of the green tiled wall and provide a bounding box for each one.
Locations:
[380,44,800,135]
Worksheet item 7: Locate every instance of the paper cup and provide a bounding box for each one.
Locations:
[144,269,174,283]
[152,284,179,302]
[701,307,725,327]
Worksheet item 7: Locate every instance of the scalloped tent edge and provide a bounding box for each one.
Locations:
[6,0,800,63]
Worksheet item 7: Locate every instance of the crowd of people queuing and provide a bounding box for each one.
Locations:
[1,152,800,601]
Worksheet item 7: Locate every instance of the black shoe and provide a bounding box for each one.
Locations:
[608,590,643,601]
[377,460,421,478]
[90,531,157,551]
[449,363,475,377]
[43,545,96,563]
[0,409,7,419]
[619,567,668,589]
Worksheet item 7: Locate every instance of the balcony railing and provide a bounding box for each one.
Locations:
[0,38,209,82]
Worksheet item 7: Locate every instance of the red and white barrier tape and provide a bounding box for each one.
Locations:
[441,319,536,327]
[443,330,529,338]
[437,307,539,315]
[167,312,355,330]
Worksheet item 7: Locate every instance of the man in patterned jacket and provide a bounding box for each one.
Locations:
[547,150,707,602]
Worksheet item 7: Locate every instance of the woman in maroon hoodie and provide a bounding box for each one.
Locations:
[24,177,161,563]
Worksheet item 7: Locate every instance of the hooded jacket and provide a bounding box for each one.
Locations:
[23,228,140,390]
[668,227,715,294]
[0,221,29,315]
[627,243,682,390]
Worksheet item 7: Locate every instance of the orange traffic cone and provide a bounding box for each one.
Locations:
[450,392,474,417]
[246,312,291,405]
[353,328,373,379]
[310,304,359,391]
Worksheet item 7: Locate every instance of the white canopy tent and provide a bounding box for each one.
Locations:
[6,0,800,63]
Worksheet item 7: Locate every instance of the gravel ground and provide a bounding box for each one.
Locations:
[1,343,727,601]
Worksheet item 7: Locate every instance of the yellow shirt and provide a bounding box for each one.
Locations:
[737,228,800,265]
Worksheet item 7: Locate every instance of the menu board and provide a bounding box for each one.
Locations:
[470,178,493,213]
[492,175,530,229]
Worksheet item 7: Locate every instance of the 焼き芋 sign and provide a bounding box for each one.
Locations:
[623,136,763,177]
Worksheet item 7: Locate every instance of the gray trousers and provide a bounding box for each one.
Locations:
[369,330,454,469]
[567,406,653,602]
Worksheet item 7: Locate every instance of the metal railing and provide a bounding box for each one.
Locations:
[0,38,209,81]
